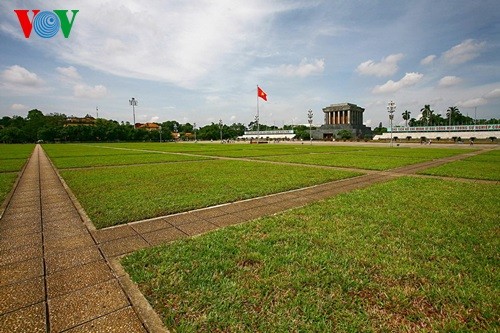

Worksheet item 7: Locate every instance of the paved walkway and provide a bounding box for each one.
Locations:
[0,145,495,332]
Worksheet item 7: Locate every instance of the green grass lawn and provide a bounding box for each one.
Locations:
[420,149,500,180]
[0,144,35,172]
[61,160,361,228]
[49,151,210,169]
[0,173,18,205]
[253,147,471,170]
[0,144,34,204]
[123,177,499,332]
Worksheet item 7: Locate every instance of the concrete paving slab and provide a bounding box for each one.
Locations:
[290,196,318,206]
[42,204,81,216]
[0,223,41,237]
[207,213,246,228]
[100,235,149,258]
[141,226,187,246]
[231,199,268,210]
[43,233,95,255]
[2,205,40,222]
[93,225,137,244]
[218,202,250,214]
[42,210,82,223]
[1,244,42,266]
[45,245,102,275]
[231,208,268,221]
[43,225,88,242]
[46,260,114,299]
[189,207,228,220]
[163,212,199,227]
[0,257,44,287]
[130,218,171,234]
[0,277,45,315]
[48,280,129,333]
[0,216,40,231]
[176,220,219,236]
[0,231,42,251]
[3,200,40,211]
[0,302,46,333]
[64,307,147,333]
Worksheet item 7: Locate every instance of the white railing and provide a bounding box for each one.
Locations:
[244,130,294,135]
[389,124,500,133]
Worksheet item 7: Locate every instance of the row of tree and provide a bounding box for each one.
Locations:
[0,109,315,143]
[401,105,498,127]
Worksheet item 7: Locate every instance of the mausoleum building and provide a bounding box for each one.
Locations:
[312,103,372,140]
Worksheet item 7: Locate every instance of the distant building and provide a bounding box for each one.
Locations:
[65,115,96,126]
[374,124,500,141]
[135,122,160,131]
[312,103,372,140]
[238,130,296,141]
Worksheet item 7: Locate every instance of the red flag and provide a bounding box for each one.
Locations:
[257,86,267,101]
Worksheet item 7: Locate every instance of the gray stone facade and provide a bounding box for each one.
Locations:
[312,103,372,140]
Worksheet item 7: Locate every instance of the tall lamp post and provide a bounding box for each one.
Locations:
[129,97,138,128]
[193,122,197,142]
[307,109,313,145]
[219,119,223,143]
[387,100,396,147]
[159,126,162,143]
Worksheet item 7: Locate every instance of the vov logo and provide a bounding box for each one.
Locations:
[14,10,79,38]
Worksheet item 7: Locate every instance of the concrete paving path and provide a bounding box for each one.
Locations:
[0,144,495,332]
[0,145,149,332]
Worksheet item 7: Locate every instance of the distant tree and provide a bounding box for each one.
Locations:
[0,127,25,143]
[0,116,12,127]
[402,110,411,126]
[420,105,433,126]
[197,123,220,140]
[293,125,312,140]
[337,129,353,140]
[372,126,387,135]
[25,109,46,141]
[446,106,459,126]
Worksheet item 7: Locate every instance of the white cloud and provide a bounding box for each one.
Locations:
[150,116,160,123]
[56,66,81,81]
[372,72,423,94]
[420,55,436,65]
[442,39,486,65]
[484,88,500,99]
[456,97,488,108]
[73,84,108,99]
[438,76,462,87]
[356,53,404,77]
[275,58,325,77]
[35,1,309,89]
[11,103,27,111]
[1,65,43,87]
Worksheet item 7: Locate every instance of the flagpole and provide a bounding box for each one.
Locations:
[257,85,260,138]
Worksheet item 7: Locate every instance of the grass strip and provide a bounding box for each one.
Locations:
[420,149,500,180]
[61,160,361,228]
[48,152,209,169]
[123,177,499,332]
[0,172,18,205]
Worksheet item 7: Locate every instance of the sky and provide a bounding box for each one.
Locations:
[1,0,499,128]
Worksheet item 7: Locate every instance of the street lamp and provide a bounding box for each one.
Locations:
[193,122,197,142]
[159,126,162,143]
[387,100,396,147]
[129,97,138,128]
[219,119,223,143]
[307,109,313,145]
